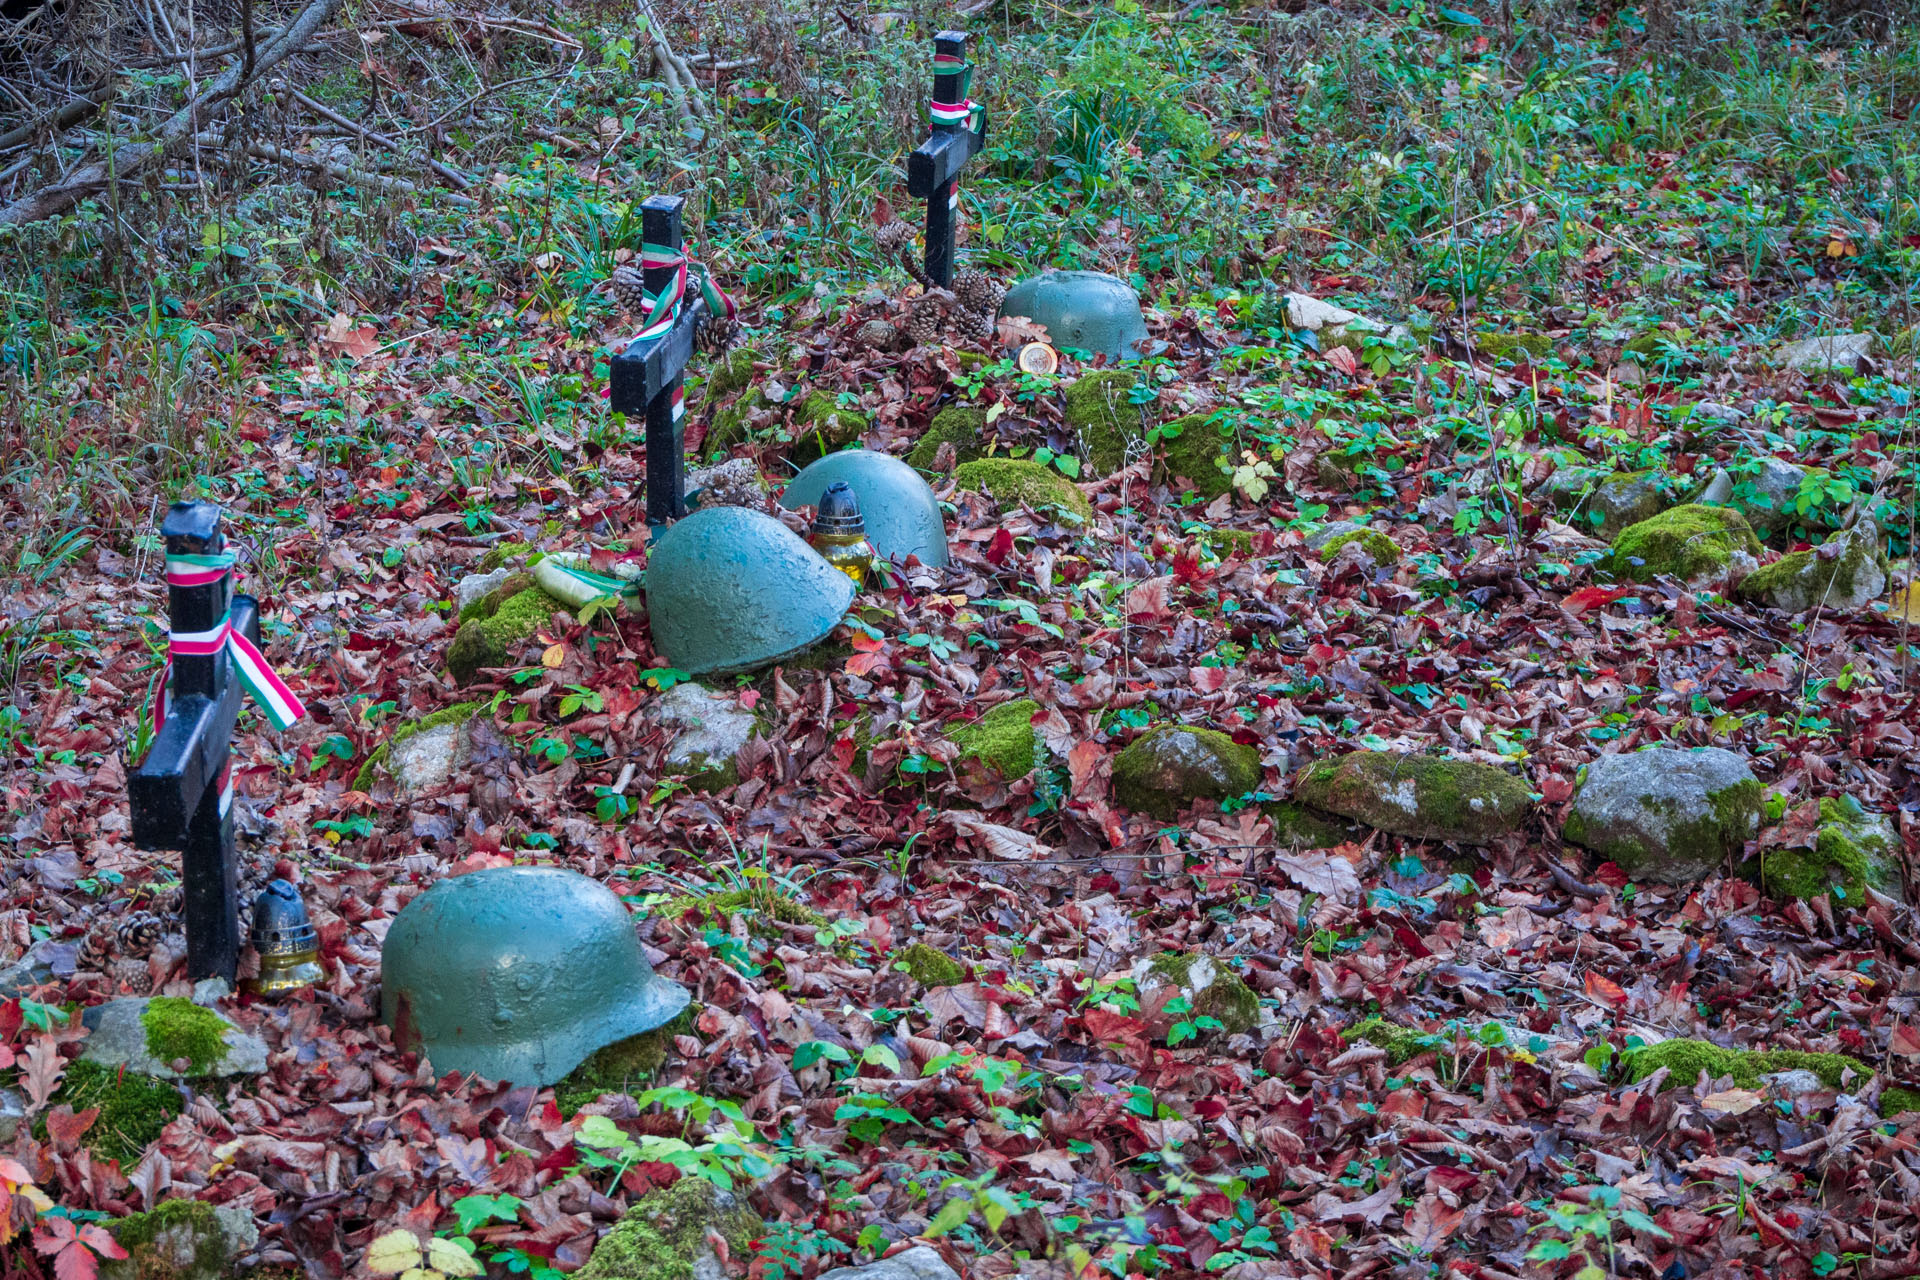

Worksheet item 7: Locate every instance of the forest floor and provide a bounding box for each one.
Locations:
[1,1,1919,1279]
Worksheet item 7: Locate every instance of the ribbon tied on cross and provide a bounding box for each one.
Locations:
[928,51,986,134]
[627,240,737,347]
[155,551,306,732]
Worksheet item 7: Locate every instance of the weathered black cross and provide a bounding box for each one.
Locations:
[128,502,259,985]
[609,195,705,531]
[906,31,986,290]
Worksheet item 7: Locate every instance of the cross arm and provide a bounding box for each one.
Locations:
[608,296,706,414]
[907,128,983,198]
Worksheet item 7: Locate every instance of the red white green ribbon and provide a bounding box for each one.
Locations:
[625,241,737,348]
[155,552,307,732]
[929,53,985,132]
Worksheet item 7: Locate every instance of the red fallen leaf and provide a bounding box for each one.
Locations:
[1584,971,1628,1008]
[984,528,1014,565]
[1324,344,1360,376]
[1891,1022,1920,1057]
[1540,775,1573,804]
[44,1106,97,1152]
[1080,1008,1147,1044]
[1592,862,1632,889]
[1426,1165,1480,1194]
[1563,586,1630,613]
[1189,665,1226,693]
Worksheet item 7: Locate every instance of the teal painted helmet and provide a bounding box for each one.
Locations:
[780,450,950,569]
[1000,270,1162,361]
[645,506,854,676]
[381,866,689,1086]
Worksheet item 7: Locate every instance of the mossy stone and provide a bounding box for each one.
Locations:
[1063,370,1143,476]
[894,943,965,988]
[1761,798,1902,903]
[102,1198,250,1280]
[576,1176,763,1280]
[1263,801,1358,849]
[1736,526,1889,613]
[953,458,1093,525]
[1571,470,1678,541]
[1153,414,1234,498]
[445,586,564,685]
[1609,504,1761,584]
[788,392,870,463]
[1562,747,1761,883]
[553,1005,699,1114]
[142,998,230,1075]
[353,701,483,792]
[1293,752,1530,844]
[1472,333,1551,362]
[458,571,535,623]
[907,405,987,472]
[1148,952,1259,1036]
[1342,1016,1439,1065]
[1622,1038,1874,1093]
[46,1059,182,1166]
[1112,726,1261,820]
[702,348,758,397]
[946,699,1041,778]
[1320,529,1399,566]
[479,541,534,572]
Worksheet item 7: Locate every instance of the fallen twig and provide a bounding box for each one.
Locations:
[221,134,477,207]
[280,83,475,189]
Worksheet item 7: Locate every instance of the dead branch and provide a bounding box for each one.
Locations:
[0,93,108,155]
[219,134,477,208]
[279,83,475,189]
[0,0,342,226]
[636,0,708,131]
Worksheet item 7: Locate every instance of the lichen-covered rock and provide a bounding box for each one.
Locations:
[906,405,986,472]
[1292,752,1529,844]
[81,996,266,1079]
[1762,797,1903,903]
[644,683,760,790]
[1561,746,1761,882]
[1731,456,1826,534]
[1263,801,1359,849]
[1320,528,1399,566]
[1609,504,1761,584]
[353,701,483,793]
[1568,470,1678,540]
[1146,952,1260,1036]
[1064,370,1144,476]
[446,585,565,684]
[1736,523,1888,613]
[894,943,965,988]
[946,699,1040,778]
[576,1176,763,1280]
[818,1247,961,1280]
[102,1199,258,1280]
[453,567,516,614]
[953,458,1093,525]
[1774,332,1874,372]
[1112,726,1261,819]
[1152,414,1234,498]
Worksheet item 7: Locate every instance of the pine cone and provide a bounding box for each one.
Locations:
[956,306,996,343]
[610,265,649,315]
[79,922,114,971]
[875,220,915,255]
[952,268,996,314]
[697,314,740,355]
[117,911,163,958]
[856,319,901,351]
[904,297,944,347]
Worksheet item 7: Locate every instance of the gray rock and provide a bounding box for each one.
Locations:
[454,567,515,613]
[1698,469,1734,506]
[1737,522,1888,613]
[1303,520,1363,551]
[101,1202,258,1280]
[1561,747,1762,883]
[818,1247,961,1280]
[1692,401,1749,424]
[1557,470,1678,540]
[1776,332,1874,372]
[0,1088,24,1143]
[1734,456,1817,534]
[80,998,269,1079]
[388,720,469,793]
[645,683,760,788]
[190,977,232,1007]
[0,939,78,998]
[1763,1069,1828,1097]
[1112,726,1262,820]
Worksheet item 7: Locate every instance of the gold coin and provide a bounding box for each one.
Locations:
[1017,342,1059,375]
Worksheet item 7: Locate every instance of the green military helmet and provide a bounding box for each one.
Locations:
[381,866,689,1087]
[645,505,854,677]
[780,449,950,569]
[999,270,1164,361]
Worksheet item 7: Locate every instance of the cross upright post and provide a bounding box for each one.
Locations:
[609,195,705,532]
[906,30,986,289]
[128,502,258,984]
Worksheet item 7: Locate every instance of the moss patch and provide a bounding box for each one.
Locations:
[894,943,966,988]
[1472,332,1551,362]
[1736,529,1888,613]
[458,571,534,624]
[1882,1086,1920,1116]
[353,700,483,792]
[1149,952,1259,1036]
[1320,528,1399,565]
[787,393,870,464]
[576,1176,763,1280]
[1609,504,1761,583]
[947,699,1041,779]
[479,541,534,572]
[1263,801,1358,848]
[1342,1016,1439,1065]
[554,1005,699,1114]
[652,883,826,931]
[1761,798,1901,903]
[907,405,987,472]
[1154,414,1234,498]
[46,1059,182,1166]
[1623,1038,1874,1092]
[104,1198,228,1280]
[1294,751,1530,844]
[1064,370,1144,476]
[702,348,758,397]
[445,586,563,685]
[954,458,1094,525]
[141,998,231,1075]
[1112,726,1262,819]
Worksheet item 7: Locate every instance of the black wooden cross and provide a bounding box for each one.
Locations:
[906,31,986,290]
[609,195,705,531]
[129,502,258,985]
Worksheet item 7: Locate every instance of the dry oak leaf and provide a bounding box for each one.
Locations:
[945,811,1051,861]
[319,313,379,360]
[1269,850,1361,901]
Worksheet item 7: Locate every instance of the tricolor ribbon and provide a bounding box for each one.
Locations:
[153,551,307,732]
[624,240,737,348]
[929,53,985,133]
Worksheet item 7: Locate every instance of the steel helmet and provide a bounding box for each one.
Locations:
[644,506,854,676]
[999,270,1162,361]
[781,449,950,568]
[381,866,689,1086]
